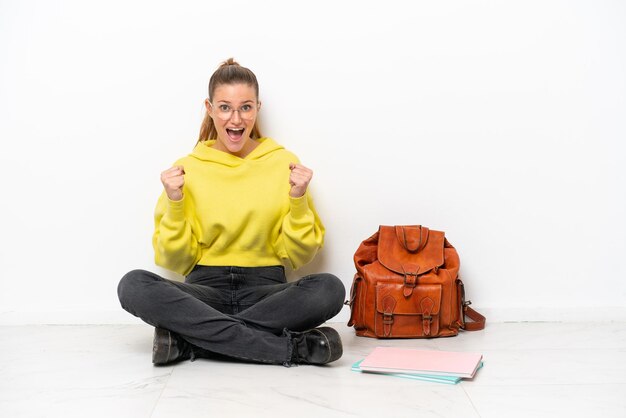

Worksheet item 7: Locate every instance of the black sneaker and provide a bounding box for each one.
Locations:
[152,327,193,365]
[291,327,343,365]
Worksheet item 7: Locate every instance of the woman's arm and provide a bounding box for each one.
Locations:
[275,162,325,269]
[151,166,202,275]
[278,193,325,269]
[152,194,202,275]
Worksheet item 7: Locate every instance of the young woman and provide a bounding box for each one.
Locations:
[117,58,345,366]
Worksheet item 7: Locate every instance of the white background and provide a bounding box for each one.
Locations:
[1,0,624,324]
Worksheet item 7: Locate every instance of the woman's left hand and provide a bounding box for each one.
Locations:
[288,163,313,198]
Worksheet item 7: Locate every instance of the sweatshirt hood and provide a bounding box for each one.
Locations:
[190,137,284,167]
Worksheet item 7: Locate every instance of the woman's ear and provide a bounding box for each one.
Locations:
[205,98,212,113]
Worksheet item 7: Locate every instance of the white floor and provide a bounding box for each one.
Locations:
[1,322,625,418]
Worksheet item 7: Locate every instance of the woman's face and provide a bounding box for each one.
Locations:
[206,83,260,158]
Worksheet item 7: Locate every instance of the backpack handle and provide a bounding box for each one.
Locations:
[395,225,429,253]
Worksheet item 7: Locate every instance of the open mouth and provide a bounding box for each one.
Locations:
[226,128,245,141]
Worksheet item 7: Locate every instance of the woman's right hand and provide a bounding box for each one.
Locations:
[160,165,185,201]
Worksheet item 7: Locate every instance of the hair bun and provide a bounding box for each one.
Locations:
[220,57,240,67]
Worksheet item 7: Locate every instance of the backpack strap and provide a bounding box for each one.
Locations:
[463,305,486,331]
[346,274,361,327]
[457,279,486,331]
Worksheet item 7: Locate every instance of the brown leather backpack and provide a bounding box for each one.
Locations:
[347,225,485,338]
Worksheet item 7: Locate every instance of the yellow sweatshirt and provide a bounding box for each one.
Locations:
[152,138,325,276]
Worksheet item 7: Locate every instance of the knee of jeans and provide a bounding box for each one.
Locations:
[316,273,346,309]
[117,269,151,306]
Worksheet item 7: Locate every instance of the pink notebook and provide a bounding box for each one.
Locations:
[359,347,483,378]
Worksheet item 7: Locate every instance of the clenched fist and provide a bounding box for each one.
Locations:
[161,165,185,201]
[289,163,313,198]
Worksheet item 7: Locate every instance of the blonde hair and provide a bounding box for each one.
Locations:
[197,58,262,144]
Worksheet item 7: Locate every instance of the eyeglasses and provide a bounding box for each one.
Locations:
[210,102,258,121]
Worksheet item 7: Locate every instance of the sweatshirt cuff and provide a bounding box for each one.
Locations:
[289,195,310,219]
[166,197,185,219]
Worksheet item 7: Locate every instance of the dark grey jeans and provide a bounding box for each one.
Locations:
[117,266,345,364]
